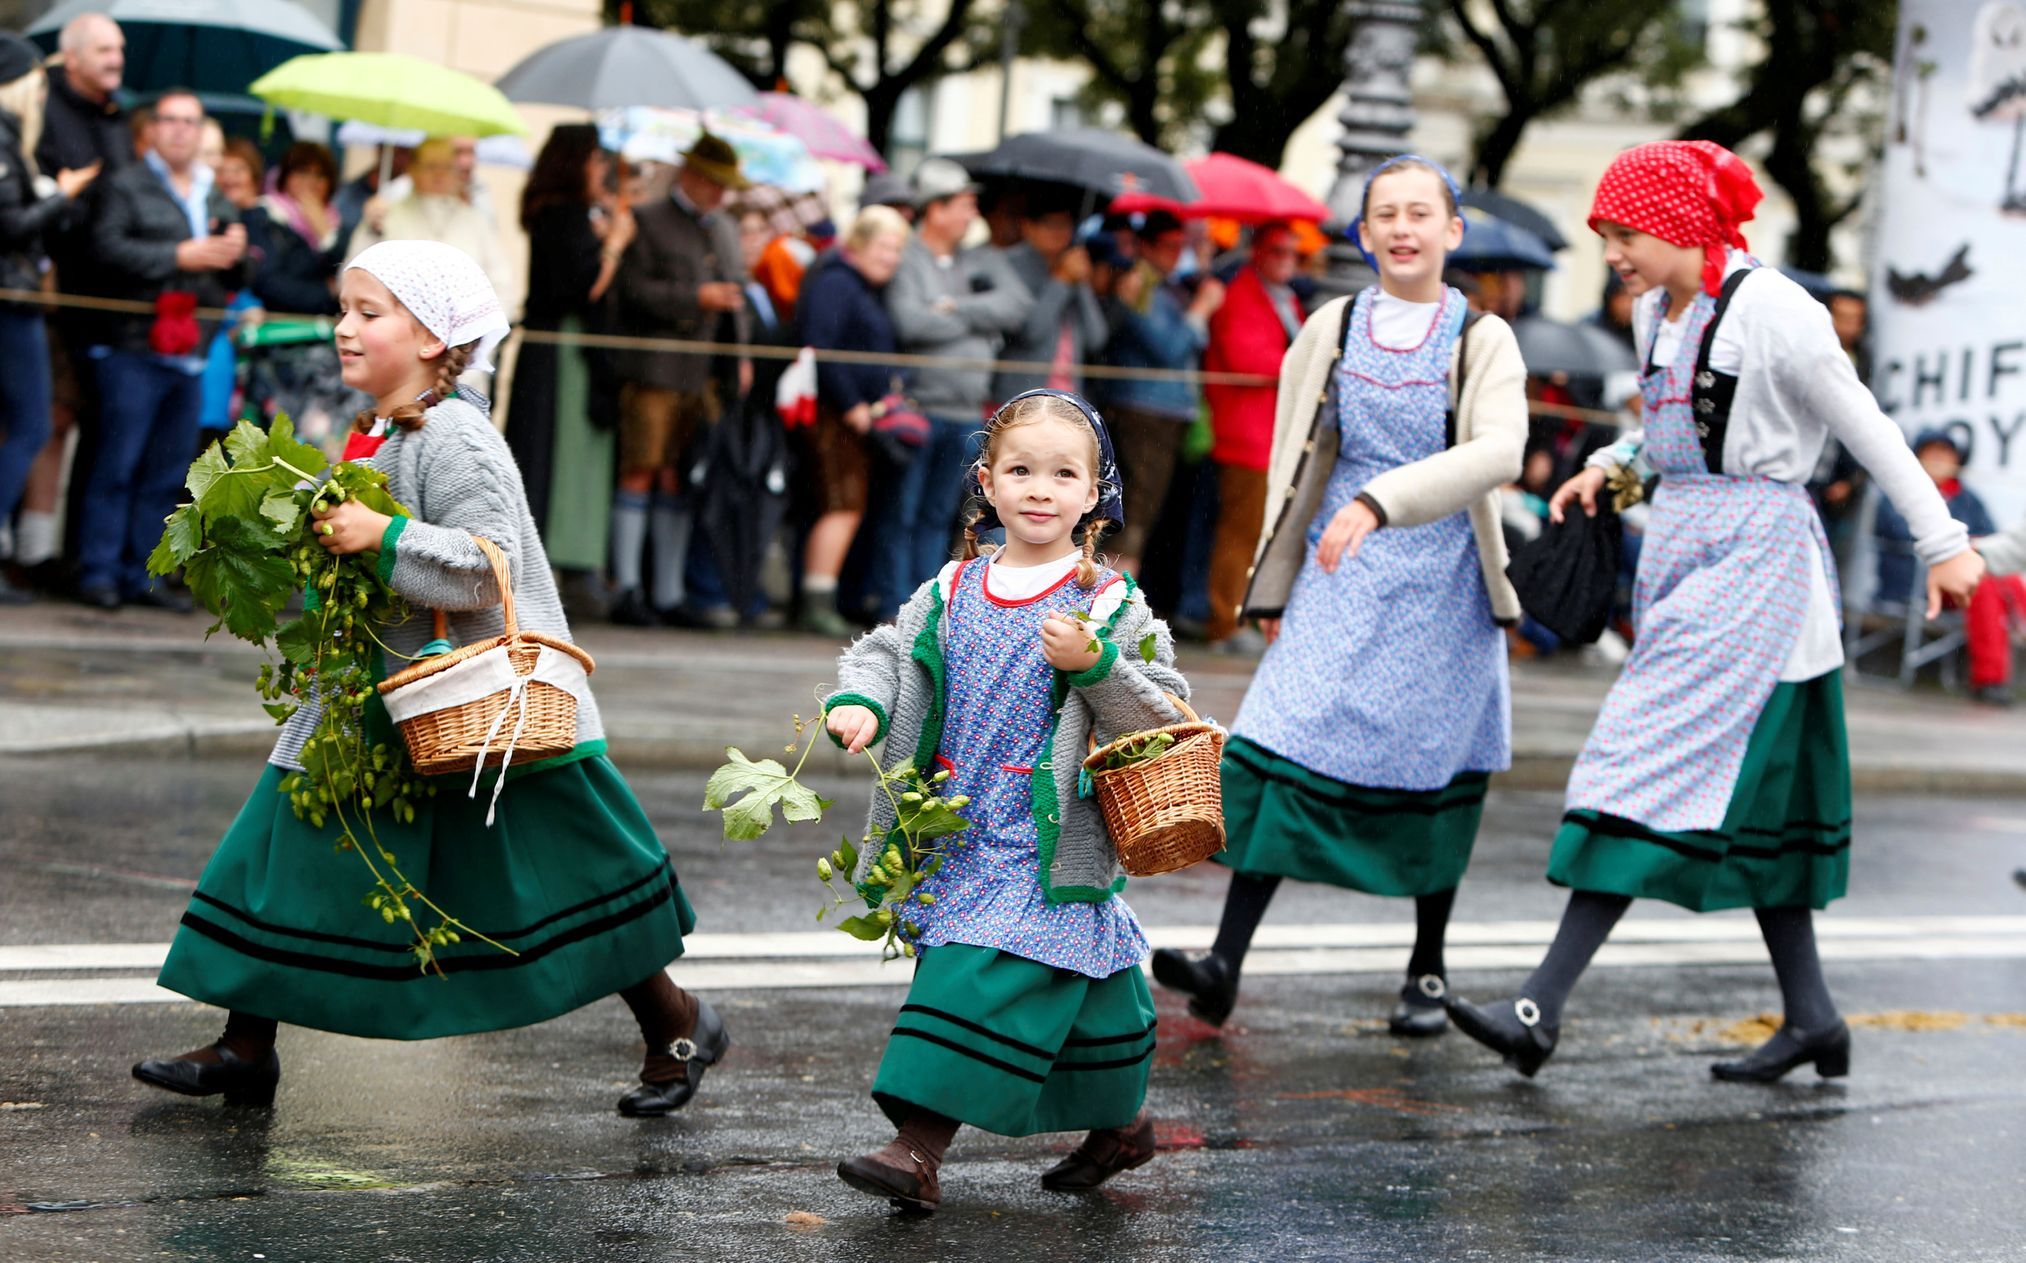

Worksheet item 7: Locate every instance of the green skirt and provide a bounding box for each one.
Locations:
[157,754,694,1040]
[1548,673,1852,911]
[1215,736,1490,897]
[872,944,1156,1137]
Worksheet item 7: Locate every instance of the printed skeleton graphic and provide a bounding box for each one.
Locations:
[1970,1,2026,212]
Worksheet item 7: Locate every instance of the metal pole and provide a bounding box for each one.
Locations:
[1319,0,1427,299]
[997,0,1025,142]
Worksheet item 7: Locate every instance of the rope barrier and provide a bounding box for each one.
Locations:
[0,284,1632,426]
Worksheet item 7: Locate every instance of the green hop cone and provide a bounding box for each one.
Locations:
[817,857,834,881]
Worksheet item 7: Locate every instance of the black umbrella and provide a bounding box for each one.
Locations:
[956,129,1199,204]
[1510,314,1640,379]
[1460,186,1569,252]
[495,25,759,112]
[1505,498,1622,645]
[28,0,341,99]
[690,357,792,620]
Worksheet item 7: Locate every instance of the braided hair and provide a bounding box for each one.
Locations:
[350,339,477,435]
[958,393,1114,588]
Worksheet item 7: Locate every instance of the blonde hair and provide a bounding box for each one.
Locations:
[844,203,910,253]
[961,393,1111,588]
[0,66,46,178]
[350,339,476,435]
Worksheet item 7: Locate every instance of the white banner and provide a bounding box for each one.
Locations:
[1870,0,2026,527]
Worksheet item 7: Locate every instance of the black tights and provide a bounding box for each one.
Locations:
[1209,873,1458,983]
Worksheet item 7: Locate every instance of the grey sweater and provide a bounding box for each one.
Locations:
[885,238,1029,415]
[268,395,600,769]
[827,562,1188,903]
[991,242,1110,403]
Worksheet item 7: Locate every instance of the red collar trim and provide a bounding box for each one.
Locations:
[980,557,1084,607]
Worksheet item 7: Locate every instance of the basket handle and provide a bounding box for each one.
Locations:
[1087,693,1197,756]
[423,535,514,646]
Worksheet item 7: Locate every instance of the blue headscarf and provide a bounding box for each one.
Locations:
[970,389,1125,539]
[1346,153,1466,271]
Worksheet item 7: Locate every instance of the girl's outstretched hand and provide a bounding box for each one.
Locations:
[1316,500,1380,573]
[1926,549,1987,620]
[1040,614,1102,673]
[827,704,881,755]
[1549,467,1609,524]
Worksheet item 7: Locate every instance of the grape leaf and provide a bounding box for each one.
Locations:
[196,444,287,524]
[1139,632,1157,663]
[185,444,231,506]
[147,505,204,577]
[266,414,328,481]
[274,616,320,666]
[181,516,297,645]
[703,746,831,841]
[223,419,271,468]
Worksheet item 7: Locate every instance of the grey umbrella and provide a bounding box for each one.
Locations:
[494,25,759,113]
[28,0,341,100]
[1460,186,1570,252]
[1510,314,1640,379]
[957,129,1199,204]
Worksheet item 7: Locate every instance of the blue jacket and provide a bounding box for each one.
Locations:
[1103,266,1205,420]
[1876,480,1996,600]
[798,254,900,411]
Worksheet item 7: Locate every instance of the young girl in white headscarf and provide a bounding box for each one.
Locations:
[134,242,727,1118]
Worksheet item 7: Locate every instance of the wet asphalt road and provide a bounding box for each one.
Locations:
[2,752,2024,1262]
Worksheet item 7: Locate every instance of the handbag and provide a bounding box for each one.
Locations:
[149,291,201,357]
[867,384,928,466]
[1504,496,1622,645]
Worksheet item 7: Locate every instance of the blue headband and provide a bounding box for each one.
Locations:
[970,389,1125,538]
[1346,153,1466,271]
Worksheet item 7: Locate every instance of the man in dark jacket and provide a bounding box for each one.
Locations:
[608,133,752,625]
[76,89,246,610]
[36,12,129,297]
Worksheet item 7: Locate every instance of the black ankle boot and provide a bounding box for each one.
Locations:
[617,999,731,1116]
[1445,995,1559,1078]
[1150,949,1238,1026]
[132,1044,280,1107]
[1711,1020,1850,1083]
[1387,974,1449,1038]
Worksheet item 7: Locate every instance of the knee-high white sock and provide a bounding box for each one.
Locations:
[13,510,57,566]
[611,491,649,592]
[649,496,691,610]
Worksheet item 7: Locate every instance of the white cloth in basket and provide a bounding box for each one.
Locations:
[381,643,590,824]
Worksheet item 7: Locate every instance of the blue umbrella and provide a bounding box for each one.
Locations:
[1447,207,1557,273]
[28,0,343,100]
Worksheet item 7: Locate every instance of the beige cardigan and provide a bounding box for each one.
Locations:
[1240,293,1530,624]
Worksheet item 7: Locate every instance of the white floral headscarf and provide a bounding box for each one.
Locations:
[347,240,511,373]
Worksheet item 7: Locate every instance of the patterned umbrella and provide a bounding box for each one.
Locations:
[733,93,886,172]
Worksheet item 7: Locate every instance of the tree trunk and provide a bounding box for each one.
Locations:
[1471,103,1535,189]
[862,82,902,157]
[1210,120,1289,169]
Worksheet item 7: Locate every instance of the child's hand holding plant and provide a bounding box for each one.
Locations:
[1040,612,1102,673]
[310,497,393,555]
[827,704,882,754]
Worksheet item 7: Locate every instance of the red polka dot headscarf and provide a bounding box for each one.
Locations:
[1587,141,1764,297]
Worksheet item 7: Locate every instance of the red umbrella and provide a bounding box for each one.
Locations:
[1112,152,1327,224]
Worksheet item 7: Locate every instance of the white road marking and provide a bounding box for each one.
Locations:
[0,917,2020,1006]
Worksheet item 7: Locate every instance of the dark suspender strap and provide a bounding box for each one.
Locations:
[1691,266,1755,475]
[1447,309,1484,449]
[1338,290,1361,356]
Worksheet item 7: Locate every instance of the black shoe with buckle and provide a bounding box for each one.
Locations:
[1387,974,1449,1038]
[617,999,731,1117]
[1711,1020,1851,1083]
[1446,994,1559,1078]
[1150,949,1238,1026]
[132,1045,280,1107]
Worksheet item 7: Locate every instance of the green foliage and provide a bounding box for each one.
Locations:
[703,746,832,841]
[1093,729,1177,772]
[153,417,508,975]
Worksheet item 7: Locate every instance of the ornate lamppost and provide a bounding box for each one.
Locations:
[1319,1,1427,297]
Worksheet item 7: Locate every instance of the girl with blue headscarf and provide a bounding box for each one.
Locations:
[1153,156,1532,1038]
[821,389,1192,1211]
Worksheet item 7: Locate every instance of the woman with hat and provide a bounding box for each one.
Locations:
[1446,141,1985,1083]
[0,34,99,602]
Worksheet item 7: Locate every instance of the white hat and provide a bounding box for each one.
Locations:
[346,240,511,374]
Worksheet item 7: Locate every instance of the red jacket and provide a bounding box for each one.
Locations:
[1205,265,1302,471]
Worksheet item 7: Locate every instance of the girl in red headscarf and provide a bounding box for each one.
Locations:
[1445,141,1985,1084]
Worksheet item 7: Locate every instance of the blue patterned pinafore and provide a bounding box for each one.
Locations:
[905,558,1149,980]
[1564,272,1835,832]
[1231,286,1510,790]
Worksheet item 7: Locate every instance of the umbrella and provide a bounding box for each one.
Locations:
[494,25,759,114]
[956,128,1198,205]
[335,120,533,170]
[597,107,825,194]
[693,363,793,619]
[251,53,528,138]
[1509,314,1640,379]
[1111,152,1327,224]
[1459,185,1569,252]
[735,93,886,172]
[1447,207,1557,273]
[28,0,341,99]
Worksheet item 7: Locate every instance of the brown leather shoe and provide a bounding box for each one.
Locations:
[1039,1115,1157,1191]
[837,1144,941,1212]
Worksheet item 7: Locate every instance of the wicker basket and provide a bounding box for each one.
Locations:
[1082,696,1227,877]
[376,536,595,776]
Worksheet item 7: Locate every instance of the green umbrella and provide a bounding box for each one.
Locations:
[250,52,529,139]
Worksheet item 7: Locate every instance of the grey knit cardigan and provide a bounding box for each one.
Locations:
[826,561,1189,903]
[268,394,600,770]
